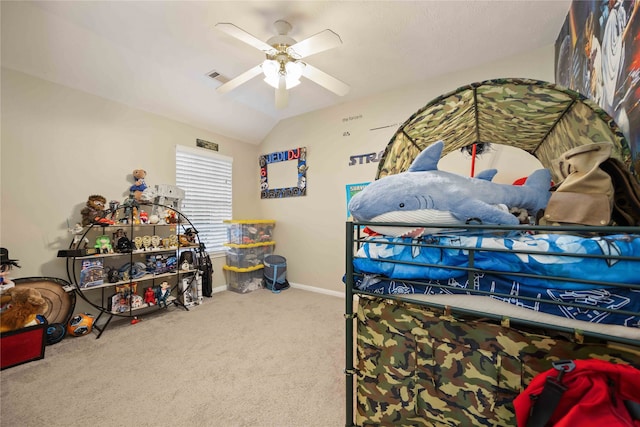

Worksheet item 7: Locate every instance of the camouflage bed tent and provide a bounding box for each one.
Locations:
[376,77,636,183]
[347,78,640,427]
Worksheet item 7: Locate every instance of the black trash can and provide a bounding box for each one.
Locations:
[263,255,289,293]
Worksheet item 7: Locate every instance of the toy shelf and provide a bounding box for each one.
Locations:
[60,202,205,338]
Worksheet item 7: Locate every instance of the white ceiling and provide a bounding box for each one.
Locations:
[1,1,572,145]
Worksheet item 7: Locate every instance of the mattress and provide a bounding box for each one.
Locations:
[351,231,640,336]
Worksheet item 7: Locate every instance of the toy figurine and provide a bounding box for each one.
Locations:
[184,228,198,244]
[178,234,191,247]
[144,287,156,306]
[69,223,90,250]
[132,207,141,225]
[109,200,120,221]
[178,227,198,246]
[0,248,20,293]
[94,235,113,254]
[112,228,132,253]
[165,209,178,224]
[139,210,149,224]
[155,282,171,307]
[120,196,140,224]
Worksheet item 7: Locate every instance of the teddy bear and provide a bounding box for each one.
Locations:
[130,169,148,201]
[81,194,114,226]
[0,287,48,333]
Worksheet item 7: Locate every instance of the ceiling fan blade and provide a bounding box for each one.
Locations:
[215,23,276,54]
[216,64,263,94]
[288,29,342,59]
[275,75,288,109]
[301,63,350,96]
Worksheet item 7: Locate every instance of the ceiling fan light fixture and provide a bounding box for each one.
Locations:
[275,75,288,109]
[215,20,349,104]
[285,61,305,83]
[262,59,304,90]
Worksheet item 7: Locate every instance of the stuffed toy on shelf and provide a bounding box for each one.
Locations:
[130,169,147,202]
[81,194,115,226]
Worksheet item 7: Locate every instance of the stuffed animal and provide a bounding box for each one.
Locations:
[348,140,551,237]
[165,209,178,224]
[81,195,115,226]
[0,287,48,332]
[130,169,147,201]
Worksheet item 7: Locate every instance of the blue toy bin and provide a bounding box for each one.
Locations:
[263,255,289,293]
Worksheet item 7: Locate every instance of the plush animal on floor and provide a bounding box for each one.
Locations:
[0,287,48,332]
[81,194,115,226]
[348,140,552,236]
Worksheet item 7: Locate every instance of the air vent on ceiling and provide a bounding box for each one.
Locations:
[207,70,229,84]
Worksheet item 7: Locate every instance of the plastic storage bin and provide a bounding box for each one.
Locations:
[224,220,275,244]
[263,254,289,293]
[224,241,275,268]
[223,265,264,293]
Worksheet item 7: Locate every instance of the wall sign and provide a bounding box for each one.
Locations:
[196,138,219,151]
[260,147,307,199]
[349,151,385,166]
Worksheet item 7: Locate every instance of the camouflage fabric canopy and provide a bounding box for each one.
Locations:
[376,78,634,183]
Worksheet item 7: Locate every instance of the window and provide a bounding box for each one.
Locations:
[176,145,232,253]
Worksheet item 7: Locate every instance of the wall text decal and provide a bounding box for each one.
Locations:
[348,151,385,166]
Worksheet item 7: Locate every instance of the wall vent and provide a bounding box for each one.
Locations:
[207,70,229,84]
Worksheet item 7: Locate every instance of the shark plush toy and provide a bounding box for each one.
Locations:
[348,140,552,236]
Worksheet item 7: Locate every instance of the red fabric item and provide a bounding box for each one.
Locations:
[512,176,555,186]
[361,227,380,236]
[514,359,640,427]
[513,176,528,186]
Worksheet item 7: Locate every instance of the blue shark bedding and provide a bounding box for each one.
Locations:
[354,233,640,290]
[352,232,640,327]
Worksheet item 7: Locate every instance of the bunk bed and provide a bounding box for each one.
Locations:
[344,79,640,427]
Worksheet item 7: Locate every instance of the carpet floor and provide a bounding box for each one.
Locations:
[1,288,347,427]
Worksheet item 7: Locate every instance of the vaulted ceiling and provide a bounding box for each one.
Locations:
[1,1,572,144]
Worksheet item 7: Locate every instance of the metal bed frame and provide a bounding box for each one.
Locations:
[344,220,640,426]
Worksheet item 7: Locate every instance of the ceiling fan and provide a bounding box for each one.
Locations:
[215,20,350,109]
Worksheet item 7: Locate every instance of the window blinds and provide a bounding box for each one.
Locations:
[176,145,232,252]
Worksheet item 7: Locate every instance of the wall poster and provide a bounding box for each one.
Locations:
[554,1,639,171]
[260,147,307,199]
[346,182,370,218]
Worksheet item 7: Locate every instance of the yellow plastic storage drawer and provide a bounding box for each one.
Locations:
[224,241,275,268]
[223,265,264,294]
[224,220,275,244]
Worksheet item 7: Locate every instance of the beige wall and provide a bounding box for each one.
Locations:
[0,68,258,290]
[1,43,555,301]
[258,45,555,294]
